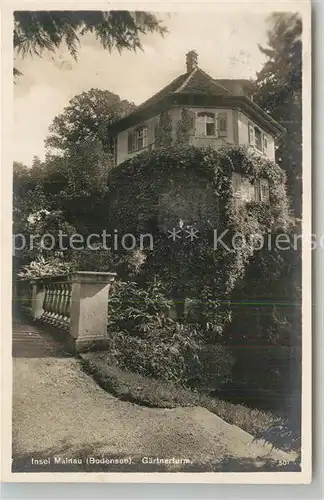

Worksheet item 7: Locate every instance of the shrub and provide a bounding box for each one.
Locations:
[17,255,71,279]
[108,279,174,335]
[197,344,235,391]
[108,280,235,390]
[108,325,202,386]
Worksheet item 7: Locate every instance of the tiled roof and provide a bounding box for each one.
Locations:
[109,63,284,136]
[135,68,232,113]
[175,68,232,96]
[134,72,189,112]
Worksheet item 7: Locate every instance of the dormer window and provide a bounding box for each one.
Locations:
[128,125,148,152]
[196,112,215,137]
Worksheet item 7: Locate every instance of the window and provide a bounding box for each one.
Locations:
[232,173,269,203]
[259,179,270,202]
[254,127,262,151]
[218,112,228,137]
[135,126,148,150]
[196,112,215,137]
[127,126,148,152]
[232,173,255,202]
[248,123,264,152]
[248,123,255,145]
[263,134,268,154]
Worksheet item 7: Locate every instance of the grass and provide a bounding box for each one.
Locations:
[79,351,300,453]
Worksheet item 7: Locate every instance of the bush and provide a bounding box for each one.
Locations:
[108,279,174,335]
[108,280,235,390]
[198,344,235,391]
[17,255,71,279]
[110,329,235,391]
[109,325,202,387]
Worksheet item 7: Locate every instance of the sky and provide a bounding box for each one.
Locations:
[14,11,271,166]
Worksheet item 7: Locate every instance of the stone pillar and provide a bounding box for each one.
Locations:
[31,280,45,320]
[69,271,116,353]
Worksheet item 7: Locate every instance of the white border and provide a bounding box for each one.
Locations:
[1,0,312,484]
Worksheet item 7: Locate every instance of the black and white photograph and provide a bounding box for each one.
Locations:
[3,0,311,483]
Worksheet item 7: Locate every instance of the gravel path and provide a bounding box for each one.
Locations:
[12,323,296,473]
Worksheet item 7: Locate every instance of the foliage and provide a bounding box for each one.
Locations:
[155,110,173,147]
[17,255,71,279]
[225,220,301,433]
[197,344,234,390]
[176,107,192,144]
[45,88,136,154]
[109,327,202,386]
[13,160,49,236]
[14,11,167,75]
[49,139,111,232]
[13,140,112,238]
[108,280,234,389]
[228,227,301,347]
[13,88,137,236]
[106,144,291,334]
[254,12,302,216]
[108,280,174,335]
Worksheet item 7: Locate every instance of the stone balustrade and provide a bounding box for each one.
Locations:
[16,271,116,352]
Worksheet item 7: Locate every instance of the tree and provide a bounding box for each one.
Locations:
[254,12,302,217]
[45,88,135,154]
[14,10,167,60]
[52,139,111,232]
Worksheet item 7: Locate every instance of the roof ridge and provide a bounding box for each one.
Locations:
[197,68,232,95]
[174,67,198,93]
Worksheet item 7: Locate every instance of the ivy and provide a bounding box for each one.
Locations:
[176,107,192,144]
[155,110,173,147]
[106,144,291,336]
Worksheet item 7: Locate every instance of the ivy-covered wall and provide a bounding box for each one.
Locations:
[106,144,291,332]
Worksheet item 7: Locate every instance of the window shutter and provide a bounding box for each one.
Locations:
[127,131,133,153]
[218,112,228,137]
[195,112,206,137]
[187,111,195,134]
[248,123,255,145]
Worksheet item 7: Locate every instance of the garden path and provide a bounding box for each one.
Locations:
[12,320,295,472]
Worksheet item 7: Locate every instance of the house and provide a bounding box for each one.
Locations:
[109,51,284,168]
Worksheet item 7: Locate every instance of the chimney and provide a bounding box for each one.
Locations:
[186,50,198,73]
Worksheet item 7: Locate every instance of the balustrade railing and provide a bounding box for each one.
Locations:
[15,271,116,352]
[41,278,72,331]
